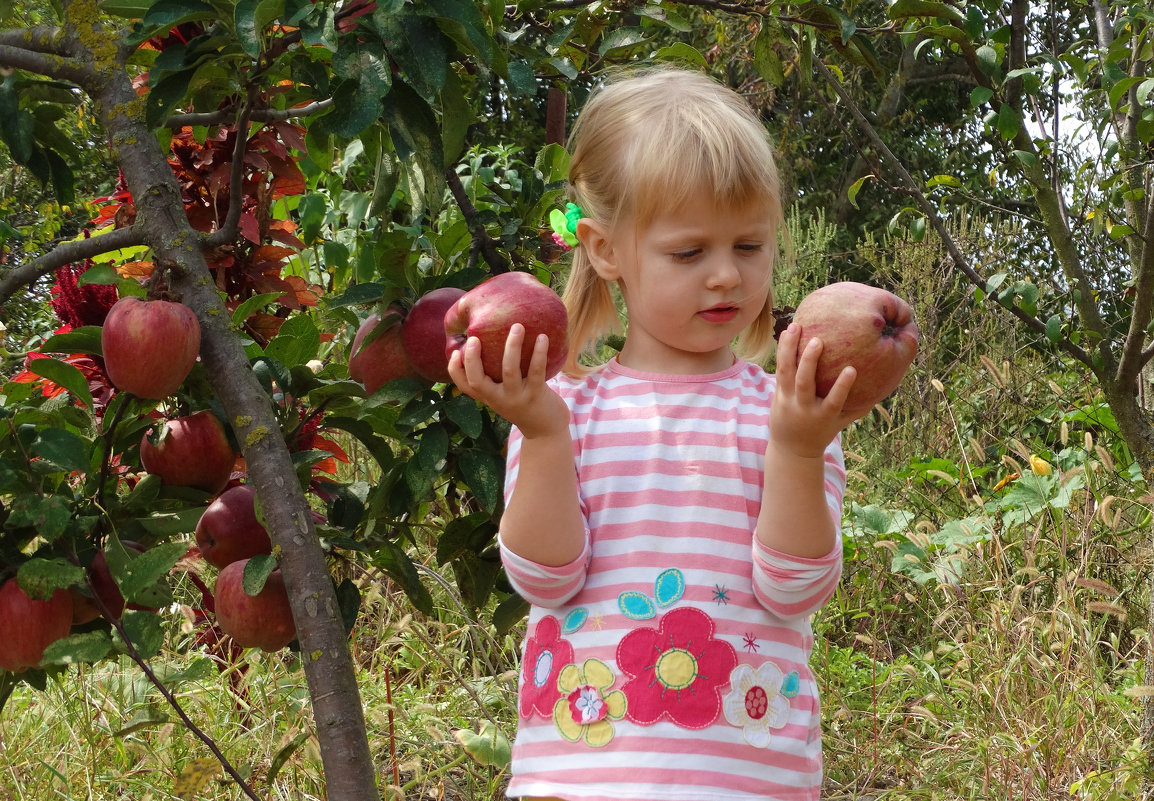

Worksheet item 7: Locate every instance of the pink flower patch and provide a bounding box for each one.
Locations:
[616,606,737,730]
[520,615,574,720]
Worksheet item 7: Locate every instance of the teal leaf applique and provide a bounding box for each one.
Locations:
[781,670,801,698]
[618,591,656,620]
[653,568,685,608]
[562,607,589,634]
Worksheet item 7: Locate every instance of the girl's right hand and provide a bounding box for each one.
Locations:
[446,323,570,439]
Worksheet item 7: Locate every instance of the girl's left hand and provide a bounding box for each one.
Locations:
[769,323,859,459]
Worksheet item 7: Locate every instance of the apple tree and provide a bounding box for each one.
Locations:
[0,0,722,796]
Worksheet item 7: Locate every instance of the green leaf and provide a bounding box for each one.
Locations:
[75,263,121,287]
[926,174,961,189]
[126,0,215,46]
[268,731,312,785]
[113,540,188,605]
[444,393,482,438]
[28,357,94,408]
[1109,76,1143,112]
[597,27,647,57]
[265,314,321,365]
[492,593,529,634]
[17,558,84,600]
[32,428,92,473]
[653,42,707,68]
[39,326,102,356]
[454,722,511,769]
[6,495,72,541]
[976,44,1000,76]
[846,174,872,208]
[44,148,74,205]
[119,610,166,660]
[1012,149,1037,168]
[42,631,113,666]
[99,0,157,18]
[325,282,388,308]
[382,81,444,171]
[373,541,433,615]
[456,448,503,511]
[1045,314,1062,343]
[231,291,286,327]
[440,69,473,164]
[505,60,537,96]
[752,29,785,87]
[242,554,277,595]
[887,0,965,24]
[145,69,195,129]
[995,105,1020,141]
[112,706,170,737]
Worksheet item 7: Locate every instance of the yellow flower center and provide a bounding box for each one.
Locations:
[655,648,698,691]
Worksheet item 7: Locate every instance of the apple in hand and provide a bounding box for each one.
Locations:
[0,580,73,672]
[214,559,296,652]
[140,410,237,494]
[194,485,272,569]
[102,297,201,399]
[348,308,420,394]
[444,272,568,382]
[401,287,466,383]
[789,281,919,417]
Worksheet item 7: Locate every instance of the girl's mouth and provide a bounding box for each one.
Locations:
[699,305,739,323]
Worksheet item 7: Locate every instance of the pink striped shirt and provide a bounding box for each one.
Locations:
[501,358,845,801]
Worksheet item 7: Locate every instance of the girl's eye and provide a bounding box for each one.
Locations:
[736,243,764,254]
[671,249,702,262]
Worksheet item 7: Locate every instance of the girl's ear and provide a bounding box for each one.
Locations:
[576,219,620,281]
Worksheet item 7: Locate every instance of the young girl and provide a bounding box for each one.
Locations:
[448,68,860,801]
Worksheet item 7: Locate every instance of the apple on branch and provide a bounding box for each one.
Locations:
[213,559,297,652]
[401,286,466,383]
[348,307,421,394]
[443,272,568,382]
[0,580,73,673]
[787,281,920,417]
[101,297,201,399]
[195,485,272,569]
[140,410,237,494]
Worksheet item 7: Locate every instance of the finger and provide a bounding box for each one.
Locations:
[824,365,858,411]
[525,333,550,383]
[501,324,527,384]
[792,335,822,396]
[462,336,490,387]
[775,323,800,385]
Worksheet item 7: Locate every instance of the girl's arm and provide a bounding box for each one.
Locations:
[447,324,587,568]
[756,322,858,558]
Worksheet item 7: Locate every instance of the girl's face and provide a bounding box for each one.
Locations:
[587,196,774,375]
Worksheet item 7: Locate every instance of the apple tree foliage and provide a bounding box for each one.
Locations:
[0,0,1152,794]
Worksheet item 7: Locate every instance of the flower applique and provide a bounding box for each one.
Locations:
[722,662,801,748]
[520,615,574,720]
[616,606,737,729]
[553,658,627,747]
[618,567,685,620]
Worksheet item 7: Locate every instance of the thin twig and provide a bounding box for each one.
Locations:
[445,169,510,274]
[166,99,334,130]
[0,226,146,307]
[205,93,257,248]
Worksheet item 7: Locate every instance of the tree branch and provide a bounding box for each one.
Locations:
[205,94,256,248]
[0,226,145,307]
[0,43,95,87]
[811,57,1095,369]
[1117,191,1154,387]
[0,26,67,54]
[445,168,510,274]
[166,99,333,129]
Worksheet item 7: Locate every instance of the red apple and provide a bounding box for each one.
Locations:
[444,272,568,382]
[0,579,73,672]
[87,541,155,619]
[194,485,272,569]
[140,410,237,494]
[789,282,920,417]
[401,287,466,383]
[214,560,296,652]
[102,297,201,399]
[348,308,421,394]
[69,587,101,625]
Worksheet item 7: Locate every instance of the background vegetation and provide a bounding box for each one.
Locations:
[1,0,1151,799]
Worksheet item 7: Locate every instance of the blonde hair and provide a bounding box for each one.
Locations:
[560,67,784,376]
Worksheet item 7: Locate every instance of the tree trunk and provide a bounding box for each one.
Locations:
[60,6,380,799]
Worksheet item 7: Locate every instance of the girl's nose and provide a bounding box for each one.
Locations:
[707,256,741,289]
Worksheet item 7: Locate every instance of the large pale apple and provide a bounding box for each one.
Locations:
[444,272,568,381]
[140,410,237,494]
[102,297,201,399]
[194,485,272,569]
[401,287,466,383]
[790,281,919,416]
[214,560,296,652]
[348,308,420,394]
[0,580,73,672]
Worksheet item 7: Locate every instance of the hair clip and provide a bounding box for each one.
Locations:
[548,202,582,250]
